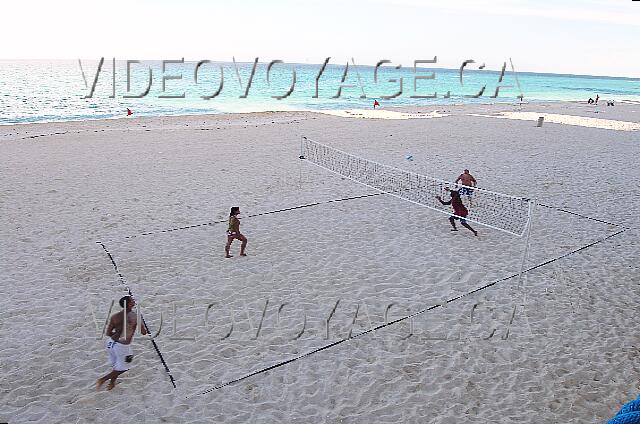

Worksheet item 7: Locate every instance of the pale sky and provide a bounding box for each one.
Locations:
[3,0,640,77]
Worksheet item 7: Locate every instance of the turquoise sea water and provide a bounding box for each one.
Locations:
[0,60,639,125]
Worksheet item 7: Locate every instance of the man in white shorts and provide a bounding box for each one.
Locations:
[97,295,147,390]
[455,169,477,207]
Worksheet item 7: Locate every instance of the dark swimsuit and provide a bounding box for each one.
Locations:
[227,216,239,237]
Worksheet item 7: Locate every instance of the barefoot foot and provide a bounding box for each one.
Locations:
[107,381,116,391]
[96,379,105,391]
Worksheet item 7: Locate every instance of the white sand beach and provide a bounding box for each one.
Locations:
[1,101,639,423]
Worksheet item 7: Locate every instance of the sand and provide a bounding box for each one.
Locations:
[0,101,638,423]
[470,111,640,131]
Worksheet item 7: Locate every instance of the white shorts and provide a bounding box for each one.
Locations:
[105,339,133,372]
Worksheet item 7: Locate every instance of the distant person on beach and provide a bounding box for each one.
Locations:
[225,206,247,258]
[588,97,594,104]
[373,100,380,109]
[97,295,147,391]
[455,169,477,206]
[595,94,599,104]
[436,188,478,236]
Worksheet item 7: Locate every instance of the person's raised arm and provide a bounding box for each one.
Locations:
[436,195,451,205]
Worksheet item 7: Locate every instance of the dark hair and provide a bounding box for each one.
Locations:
[119,295,133,308]
[230,207,240,216]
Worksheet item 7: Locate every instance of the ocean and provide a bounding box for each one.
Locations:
[0,59,639,125]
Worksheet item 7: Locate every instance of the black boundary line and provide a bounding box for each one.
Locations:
[536,203,626,229]
[193,227,626,397]
[103,193,620,244]
[97,241,178,389]
[108,192,385,242]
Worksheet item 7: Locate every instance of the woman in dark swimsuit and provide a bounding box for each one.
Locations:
[225,206,248,258]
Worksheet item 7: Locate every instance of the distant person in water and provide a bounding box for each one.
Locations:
[455,169,477,206]
[97,296,147,391]
[436,188,478,236]
[225,206,247,258]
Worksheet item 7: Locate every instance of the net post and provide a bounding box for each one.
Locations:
[298,136,304,189]
[299,136,306,160]
[518,199,535,287]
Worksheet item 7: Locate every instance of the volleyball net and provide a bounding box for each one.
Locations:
[300,137,532,237]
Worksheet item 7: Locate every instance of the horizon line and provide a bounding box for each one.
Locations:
[1,58,639,81]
